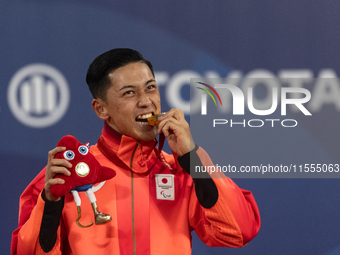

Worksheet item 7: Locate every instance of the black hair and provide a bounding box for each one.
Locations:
[86,48,154,101]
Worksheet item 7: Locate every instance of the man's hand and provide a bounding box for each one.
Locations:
[157,108,195,156]
[44,147,72,201]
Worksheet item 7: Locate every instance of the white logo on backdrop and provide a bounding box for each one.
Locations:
[7,63,70,128]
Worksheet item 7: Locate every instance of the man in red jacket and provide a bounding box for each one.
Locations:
[11,48,261,255]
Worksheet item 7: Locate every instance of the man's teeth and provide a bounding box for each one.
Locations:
[136,113,153,125]
[136,121,150,125]
[136,113,152,120]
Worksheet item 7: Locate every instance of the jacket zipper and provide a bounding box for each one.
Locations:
[130,141,139,255]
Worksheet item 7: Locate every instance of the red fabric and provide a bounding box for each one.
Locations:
[195,147,261,244]
[11,126,261,255]
[50,135,116,197]
[11,169,46,255]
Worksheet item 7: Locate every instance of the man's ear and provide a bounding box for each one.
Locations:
[92,99,109,120]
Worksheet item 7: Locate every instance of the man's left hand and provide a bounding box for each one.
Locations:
[157,108,195,156]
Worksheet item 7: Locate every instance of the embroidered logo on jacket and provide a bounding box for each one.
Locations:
[155,174,175,200]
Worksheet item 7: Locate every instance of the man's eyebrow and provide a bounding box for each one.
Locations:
[145,79,156,85]
[118,85,136,91]
[118,79,156,91]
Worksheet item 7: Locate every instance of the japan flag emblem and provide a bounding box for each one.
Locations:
[155,174,175,201]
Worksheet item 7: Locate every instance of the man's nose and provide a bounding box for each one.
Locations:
[137,92,152,107]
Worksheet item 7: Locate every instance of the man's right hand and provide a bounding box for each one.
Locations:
[44,147,72,201]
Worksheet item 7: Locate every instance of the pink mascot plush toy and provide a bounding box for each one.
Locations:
[50,135,116,228]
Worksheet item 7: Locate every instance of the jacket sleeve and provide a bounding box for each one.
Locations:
[178,146,261,247]
[11,168,65,255]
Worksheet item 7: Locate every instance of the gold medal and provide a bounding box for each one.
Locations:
[75,162,90,177]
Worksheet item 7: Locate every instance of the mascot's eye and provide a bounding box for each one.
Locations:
[63,150,75,160]
[78,145,88,155]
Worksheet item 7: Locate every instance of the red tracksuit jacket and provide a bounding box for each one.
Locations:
[11,124,260,255]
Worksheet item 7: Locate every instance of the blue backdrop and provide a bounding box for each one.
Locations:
[2,1,340,254]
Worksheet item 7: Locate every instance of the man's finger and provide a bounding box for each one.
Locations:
[48,166,71,177]
[157,117,181,134]
[50,158,72,168]
[47,178,66,187]
[48,146,66,162]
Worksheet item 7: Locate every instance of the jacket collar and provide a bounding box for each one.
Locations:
[101,121,158,174]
